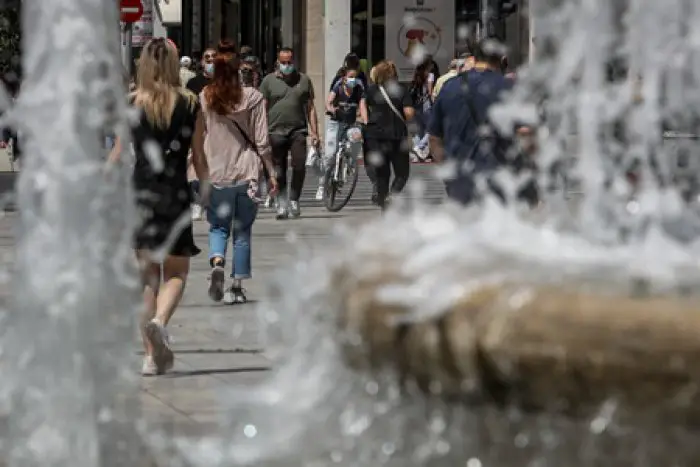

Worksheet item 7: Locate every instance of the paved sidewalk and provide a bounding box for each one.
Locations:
[139,205,380,440]
[0,167,446,454]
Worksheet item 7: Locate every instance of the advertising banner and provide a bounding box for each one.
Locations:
[131,0,154,46]
[385,0,455,82]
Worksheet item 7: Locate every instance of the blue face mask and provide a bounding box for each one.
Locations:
[204,62,214,75]
[345,77,357,88]
[279,63,295,75]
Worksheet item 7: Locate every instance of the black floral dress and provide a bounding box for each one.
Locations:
[132,93,201,257]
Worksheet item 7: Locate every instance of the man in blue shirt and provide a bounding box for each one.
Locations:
[428,40,515,205]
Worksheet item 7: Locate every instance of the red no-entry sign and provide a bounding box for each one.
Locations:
[120,0,143,23]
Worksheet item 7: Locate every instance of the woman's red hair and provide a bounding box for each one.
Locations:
[203,39,242,115]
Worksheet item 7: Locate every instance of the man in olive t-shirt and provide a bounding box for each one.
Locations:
[259,47,320,220]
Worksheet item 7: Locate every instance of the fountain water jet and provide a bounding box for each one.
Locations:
[1,0,699,465]
[1,0,143,465]
[190,0,700,465]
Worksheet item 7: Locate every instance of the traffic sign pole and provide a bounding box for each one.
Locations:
[120,0,144,79]
[122,22,133,79]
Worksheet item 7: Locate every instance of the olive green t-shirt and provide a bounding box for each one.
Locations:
[259,72,314,136]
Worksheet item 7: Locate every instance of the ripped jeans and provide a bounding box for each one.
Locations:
[319,119,362,184]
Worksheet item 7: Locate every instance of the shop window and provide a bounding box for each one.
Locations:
[371,0,385,65]
[456,0,480,54]
[351,0,368,67]
[349,0,388,70]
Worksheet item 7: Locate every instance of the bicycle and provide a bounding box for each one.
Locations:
[323,122,362,212]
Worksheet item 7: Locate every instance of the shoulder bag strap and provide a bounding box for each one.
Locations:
[460,73,484,126]
[378,85,405,124]
[229,117,260,156]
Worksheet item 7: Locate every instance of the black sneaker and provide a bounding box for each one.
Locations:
[208,265,225,302]
[223,286,247,304]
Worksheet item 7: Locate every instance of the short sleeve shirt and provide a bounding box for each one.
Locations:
[429,69,513,170]
[364,81,413,140]
[259,72,315,136]
[331,82,364,124]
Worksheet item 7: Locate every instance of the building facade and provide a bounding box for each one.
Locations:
[158,0,530,129]
[162,0,304,72]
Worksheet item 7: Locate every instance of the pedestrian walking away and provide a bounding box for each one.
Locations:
[194,40,278,305]
[259,47,320,219]
[363,60,415,209]
[107,38,209,376]
[318,66,368,200]
[429,39,538,207]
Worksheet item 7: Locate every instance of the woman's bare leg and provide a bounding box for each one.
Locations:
[154,255,190,326]
[137,250,161,357]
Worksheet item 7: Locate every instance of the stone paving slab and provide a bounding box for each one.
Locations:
[137,203,380,446]
[0,171,433,461]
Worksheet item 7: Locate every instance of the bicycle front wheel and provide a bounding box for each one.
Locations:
[323,151,359,212]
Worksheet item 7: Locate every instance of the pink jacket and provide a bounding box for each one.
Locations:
[199,87,271,185]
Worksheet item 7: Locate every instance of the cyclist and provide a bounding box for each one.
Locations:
[317,67,368,200]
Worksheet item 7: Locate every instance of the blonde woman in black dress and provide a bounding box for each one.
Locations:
[109,38,209,375]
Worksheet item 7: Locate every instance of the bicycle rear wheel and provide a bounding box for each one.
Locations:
[323,151,359,212]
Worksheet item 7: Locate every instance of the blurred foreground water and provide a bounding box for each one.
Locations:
[2,0,700,465]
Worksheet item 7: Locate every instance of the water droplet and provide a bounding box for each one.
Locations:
[514,432,529,448]
[366,151,382,167]
[466,458,483,467]
[216,202,231,218]
[143,139,164,173]
[330,450,343,462]
[381,442,396,455]
[243,424,257,438]
[436,440,450,455]
[365,380,379,395]
[429,414,446,434]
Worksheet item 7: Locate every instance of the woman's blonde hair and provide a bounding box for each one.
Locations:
[372,60,398,85]
[132,38,194,128]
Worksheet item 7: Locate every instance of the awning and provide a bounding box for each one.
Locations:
[155,0,181,25]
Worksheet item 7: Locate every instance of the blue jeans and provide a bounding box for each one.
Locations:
[413,106,432,150]
[207,183,257,279]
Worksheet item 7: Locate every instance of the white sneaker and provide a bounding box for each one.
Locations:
[412,146,429,162]
[315,186,324,200]
[276,201,288,220]
[141,356,158,376]
[223,286,248,305]
[144,320,174,374]
[264,195,273,209]
[289,200,301,218]
[191,203,203,220]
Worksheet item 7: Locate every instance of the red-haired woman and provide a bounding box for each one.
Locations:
[192,40,278,305]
